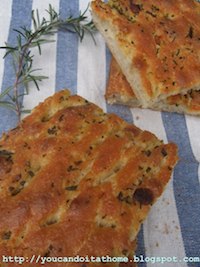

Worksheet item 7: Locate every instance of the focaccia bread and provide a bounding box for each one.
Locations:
[106,57,200,116]
[91,0,200,107]
[0,90,178,267]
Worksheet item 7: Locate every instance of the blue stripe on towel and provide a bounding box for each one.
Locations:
[136,225,147,267]
[105,46,147,267]
[0,0,33,135]
[162,112,200,260]
[55,0,79,94]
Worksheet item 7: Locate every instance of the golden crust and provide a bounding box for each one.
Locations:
[0,90,178,266]
[106,57,139,106]
[106,56,200,115]
[91,0,200,106]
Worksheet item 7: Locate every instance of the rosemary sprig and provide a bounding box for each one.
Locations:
[0,4,96,121]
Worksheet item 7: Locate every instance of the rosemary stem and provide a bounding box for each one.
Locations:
[0,4,96,122]
[13,42,30,121]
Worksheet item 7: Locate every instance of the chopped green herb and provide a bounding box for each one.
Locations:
[65,185,78,191]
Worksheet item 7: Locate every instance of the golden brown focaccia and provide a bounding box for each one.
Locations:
[106,57,200,115]
[0,90,178,267]
[91,0,200,107]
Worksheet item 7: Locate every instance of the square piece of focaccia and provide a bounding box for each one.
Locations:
[91,0,200,107]
[0,90,178,267]
[106,57,200,116]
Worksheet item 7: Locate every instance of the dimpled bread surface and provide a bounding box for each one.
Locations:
[91,0,200,106]
[0,90,178,266]
[106,56,200,115]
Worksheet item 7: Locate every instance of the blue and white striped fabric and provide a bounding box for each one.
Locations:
[0,1,199,267]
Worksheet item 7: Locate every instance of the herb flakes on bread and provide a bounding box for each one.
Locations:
[106,56,200,116]
[91,0,200,107]
[0,90,178,266]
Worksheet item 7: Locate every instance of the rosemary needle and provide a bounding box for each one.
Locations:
[0,4,96,122]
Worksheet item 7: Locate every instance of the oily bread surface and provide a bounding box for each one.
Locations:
[0,90,178,266]
[106,57,200,116]
[91,0,200,106]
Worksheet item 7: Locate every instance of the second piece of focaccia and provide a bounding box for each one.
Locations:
[91,0,200,107]
[106,57,200,116]
[0,90,178,266]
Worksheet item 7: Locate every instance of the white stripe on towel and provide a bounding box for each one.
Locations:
[77,0,107,111]
[22,0,59,113]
